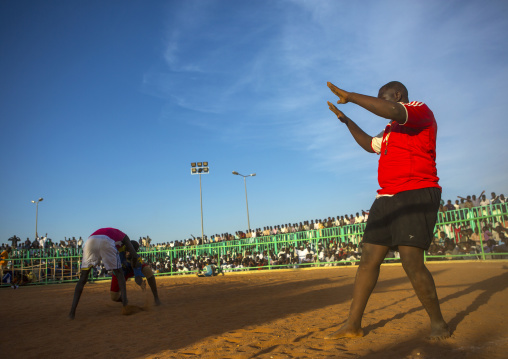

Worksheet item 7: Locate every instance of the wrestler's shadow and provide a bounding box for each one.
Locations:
[363,268,508,336]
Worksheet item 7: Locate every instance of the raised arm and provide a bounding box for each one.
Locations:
[327,82,407,124]
[327,101,374,153]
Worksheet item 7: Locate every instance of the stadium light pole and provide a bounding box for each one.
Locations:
[31,197,44,239]
[232,171,256,232]
[191,162,209,240]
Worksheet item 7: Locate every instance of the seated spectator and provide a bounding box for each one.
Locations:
[317,245,325,262]
[324,249,335,266]
[482,226,493,242]
[428,238,445,256]
[177,265,189,274]
[443,238,460,259]
[301,252,314,265]
[483,231,506,257]
[296,245,307,263]
[459,228,473,243]
[483,239,497,254]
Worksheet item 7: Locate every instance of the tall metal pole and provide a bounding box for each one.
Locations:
[243,176,251,232]
[199,173,204,240]
[232,172,255,232]
[35,201,39,239]
[31,198,43,240]
[191,162,209,241]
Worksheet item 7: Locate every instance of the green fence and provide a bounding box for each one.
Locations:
[2,204,507,287]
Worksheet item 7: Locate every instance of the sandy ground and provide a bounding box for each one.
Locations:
[2,261,508,359]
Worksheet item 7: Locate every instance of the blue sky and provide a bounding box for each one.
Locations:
[1,0,507,244]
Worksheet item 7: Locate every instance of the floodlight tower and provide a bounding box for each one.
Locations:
[191,162,209,240]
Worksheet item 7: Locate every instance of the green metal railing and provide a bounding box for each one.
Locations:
[2,204,507,287]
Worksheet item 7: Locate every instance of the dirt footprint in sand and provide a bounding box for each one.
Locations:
[121,305,144,315]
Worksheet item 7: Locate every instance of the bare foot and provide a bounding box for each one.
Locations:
[428,322,451,340]
[325,324,364,339]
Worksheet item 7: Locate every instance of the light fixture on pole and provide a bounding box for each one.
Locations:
[232,171,256,232]
[191,162,209,240]
[31,197,44,239]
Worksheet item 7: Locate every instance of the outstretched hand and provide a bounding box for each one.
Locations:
[327,101,349,124]
[327,82,350,104]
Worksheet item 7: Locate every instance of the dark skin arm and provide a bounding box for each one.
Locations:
[327,82,407,124]
[327,101,374,153]
[122,235,140,268]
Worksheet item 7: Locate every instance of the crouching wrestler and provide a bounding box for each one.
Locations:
[111,240,161,306]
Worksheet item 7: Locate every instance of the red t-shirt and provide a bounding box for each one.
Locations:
[371,101,440,195]
[89,228,126,248]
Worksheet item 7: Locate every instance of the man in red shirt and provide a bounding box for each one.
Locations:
[324,81,450,340]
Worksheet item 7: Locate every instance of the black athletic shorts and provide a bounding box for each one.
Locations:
[362,187,441,250]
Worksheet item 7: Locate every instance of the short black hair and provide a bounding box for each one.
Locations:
[380,81,408,100]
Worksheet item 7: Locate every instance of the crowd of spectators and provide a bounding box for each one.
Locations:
[143,191,507,250]
[141,240,363,276]
[428,216,508,258]
[2,190,507,285]
[426,191,508,258]
[152,210,370,249]
[2,234,84,252]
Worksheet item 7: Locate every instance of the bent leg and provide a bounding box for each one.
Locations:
[398,246,450,339]
[325,243,389,339]
[69,269,90,319]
